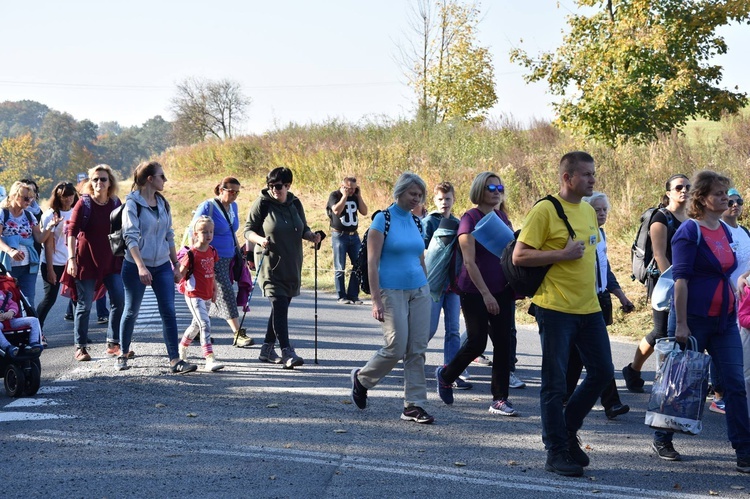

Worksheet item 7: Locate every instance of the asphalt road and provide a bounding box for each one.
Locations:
[1,281,747,498]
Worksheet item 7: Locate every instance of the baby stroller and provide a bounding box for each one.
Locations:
[0,263,42,397]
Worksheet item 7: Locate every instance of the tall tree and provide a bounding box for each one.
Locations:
[0,132,38,187]
[171,78,250,143]
[510,0,750,145]
[400,0,497,124]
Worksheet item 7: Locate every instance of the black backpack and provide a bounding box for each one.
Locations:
[108,194,170,257]
[354,209,422,295]
[499,195,576,298]
[630,206,674,284]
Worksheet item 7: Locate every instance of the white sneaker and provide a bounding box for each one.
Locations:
[204,354,225,372]
[509,372,526,389]
[179,344,188,361]
[459,369,471,381]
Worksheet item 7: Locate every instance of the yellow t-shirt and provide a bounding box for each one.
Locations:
[517,195,600,314]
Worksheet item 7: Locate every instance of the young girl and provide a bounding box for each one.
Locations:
[177,216,223,372]
[0,283,43,358]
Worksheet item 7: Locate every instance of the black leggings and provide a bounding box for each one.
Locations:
[644,308,669,346]
[265,296,293,349]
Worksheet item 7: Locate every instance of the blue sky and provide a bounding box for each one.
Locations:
[1,1,748,133]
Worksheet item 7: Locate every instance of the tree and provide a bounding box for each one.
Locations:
[171,78,250,143]
[510,0,750,145]
[400,0,497,124]
[0,132,39,187]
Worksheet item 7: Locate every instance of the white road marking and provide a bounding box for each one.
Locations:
[0,412,75,422]
[38,385,76,393]
[12,430,711,499]
[4,398,60,408]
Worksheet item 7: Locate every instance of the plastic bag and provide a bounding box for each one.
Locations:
[644,337,711,435]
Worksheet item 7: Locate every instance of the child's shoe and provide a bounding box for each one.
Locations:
[4,346,19,358]
[25,343,43,355]
[204,353,224,372]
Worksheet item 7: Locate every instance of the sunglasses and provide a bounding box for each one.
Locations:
[486,184,505,193]
[153,173,167,181]
[269,183,287,191]
[222,187,240,194]
[673,184,690,192]
[728,199,744,208]
[92,177,109,183]
[21,196,33,202]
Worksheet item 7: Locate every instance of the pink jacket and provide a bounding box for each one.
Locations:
[739,290,750,329]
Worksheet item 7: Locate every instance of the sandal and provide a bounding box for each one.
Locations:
[170,360,197,374]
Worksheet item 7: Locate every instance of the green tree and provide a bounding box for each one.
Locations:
[0,132,38,187]
[401,0,497,124]
[510,0,750,145]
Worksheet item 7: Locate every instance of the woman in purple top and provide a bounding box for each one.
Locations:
[655,170,750,473]
[435,171,517,416]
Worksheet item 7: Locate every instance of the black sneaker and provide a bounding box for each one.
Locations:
[652,440,681,461]
[545,451,584,477]
[605,403,630,420]
[567,431,590,467]
[400,406,435,424]
[64,314,74,321]
[97,316,109,324]
[737,457,750,473]
[452,378,473,390]
[622,363,645,393]
[351,369,367,409]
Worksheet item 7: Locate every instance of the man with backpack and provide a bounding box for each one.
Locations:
[512,151,613,477]
[327,176,368,305]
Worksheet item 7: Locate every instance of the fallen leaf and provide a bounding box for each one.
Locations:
[155,403,166,408]
[284,443,292,449]
[266,403,279,408]
[186,413,197,418]
[454,462,466,467]
[269,475,276,480]
[341,400,352,405]
[673,483,682,490]
[333,429,347,433]
[584,444,592,450]
[708,491,718,496]
[508,460,518,466]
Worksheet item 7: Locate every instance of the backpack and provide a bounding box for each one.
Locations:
[499,195,576,298]
[175,245,217,295]
[354,209,423,295]
[630,206,674,284]
[108,194,171,257]
[444,209,485,293]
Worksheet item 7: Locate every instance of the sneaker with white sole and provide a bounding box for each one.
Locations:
[400,406,435,424]
[472,354,492,366]
[115,356,129,371]
[489,399,518,416]
[204,354,225,372]
[453,378,473,390]
[509,371,526,389]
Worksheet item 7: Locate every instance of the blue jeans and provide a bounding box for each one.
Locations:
[10,264,37,310]
[656,311,750,458]
[96,295,109,318]
[120,260,179,361]
[535,306,613,454]
[74,273,124,347]
[428,290,461,365]
[332,232,361,301]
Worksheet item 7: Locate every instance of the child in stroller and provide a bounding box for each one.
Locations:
[0,266,43,397]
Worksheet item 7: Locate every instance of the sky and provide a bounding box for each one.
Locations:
[1,1,749,134]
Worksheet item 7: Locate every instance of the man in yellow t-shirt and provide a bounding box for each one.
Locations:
[513,151,614,478]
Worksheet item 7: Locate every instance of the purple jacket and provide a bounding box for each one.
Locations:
[672,219,736,323]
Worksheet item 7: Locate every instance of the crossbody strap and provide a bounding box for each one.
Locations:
[213,199,239,249]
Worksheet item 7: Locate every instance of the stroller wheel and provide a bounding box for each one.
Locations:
[24,362,41,396]
[4,364,26,397]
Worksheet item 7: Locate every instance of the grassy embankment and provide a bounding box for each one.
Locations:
[158,114,750,341]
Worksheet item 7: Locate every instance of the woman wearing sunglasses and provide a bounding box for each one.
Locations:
[37,182,79,334]
[436,172,518,416]
[189,176,254,348]
[623,174,690,392]
[0,181,60,309]
[66,165,125,362]
[244,167,321,368]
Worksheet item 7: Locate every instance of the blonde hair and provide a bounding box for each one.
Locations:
[0,181,32,209]
[193,215,214,232]
[83,164,119,198]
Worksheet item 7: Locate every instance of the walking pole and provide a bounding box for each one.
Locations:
[313,231,326,364]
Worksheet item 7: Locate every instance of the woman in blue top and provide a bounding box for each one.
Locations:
[350,172,434,424]
[655,170,750,473]
[191,177,254,348]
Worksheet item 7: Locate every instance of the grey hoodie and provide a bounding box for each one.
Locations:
[122,190,175,267]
